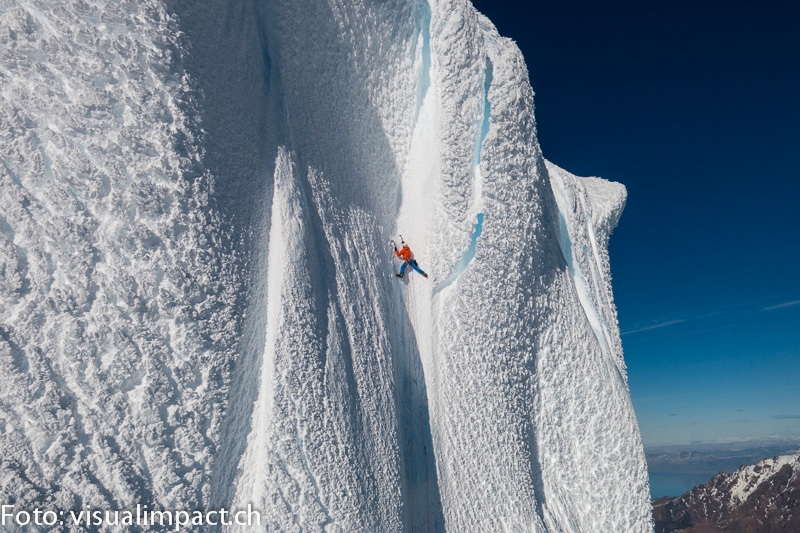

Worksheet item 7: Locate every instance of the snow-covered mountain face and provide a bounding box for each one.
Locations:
[653,452,800,532]
[0,0,652,531]
[0,0,253,518]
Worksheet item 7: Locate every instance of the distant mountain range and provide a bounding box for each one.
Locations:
[653,451,800,532]
[647,439,800,474]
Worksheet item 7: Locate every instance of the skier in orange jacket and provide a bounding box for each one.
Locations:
[393,237,428,279]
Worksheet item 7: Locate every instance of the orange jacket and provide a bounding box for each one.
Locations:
[396,245,413,261]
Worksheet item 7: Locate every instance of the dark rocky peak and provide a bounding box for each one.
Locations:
[653,451,800,532]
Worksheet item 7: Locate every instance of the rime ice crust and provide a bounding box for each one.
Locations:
[0,0,247,519]
[541,162,650,531]
[232,0,652,530]
[0,0,652,531]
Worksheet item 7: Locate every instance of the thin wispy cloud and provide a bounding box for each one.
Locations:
[622,319,684,335]
[771,414,800,420]
[621,307,729,336]
[625,298,800,337]
[763,299,800,312]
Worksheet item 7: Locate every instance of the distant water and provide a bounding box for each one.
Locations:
[649,472,717,499]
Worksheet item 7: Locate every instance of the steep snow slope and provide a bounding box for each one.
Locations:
[231,0,651,531]
[0,0,274,526]
[0,0,652,531]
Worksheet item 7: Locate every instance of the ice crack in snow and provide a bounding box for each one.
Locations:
[415,0,432,120]
[435,59,491,294]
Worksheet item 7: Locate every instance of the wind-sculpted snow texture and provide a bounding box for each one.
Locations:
[0,0,652,531]
[0,0,272,529]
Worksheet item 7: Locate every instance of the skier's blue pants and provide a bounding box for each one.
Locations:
[400,260,426,276]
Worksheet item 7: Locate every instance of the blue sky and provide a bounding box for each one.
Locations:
[469,0,800,447]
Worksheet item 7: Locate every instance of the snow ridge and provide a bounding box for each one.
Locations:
[728,453,799,506]
[547,161,628,374]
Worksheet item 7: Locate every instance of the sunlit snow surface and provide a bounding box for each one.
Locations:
[0,0,652,531]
